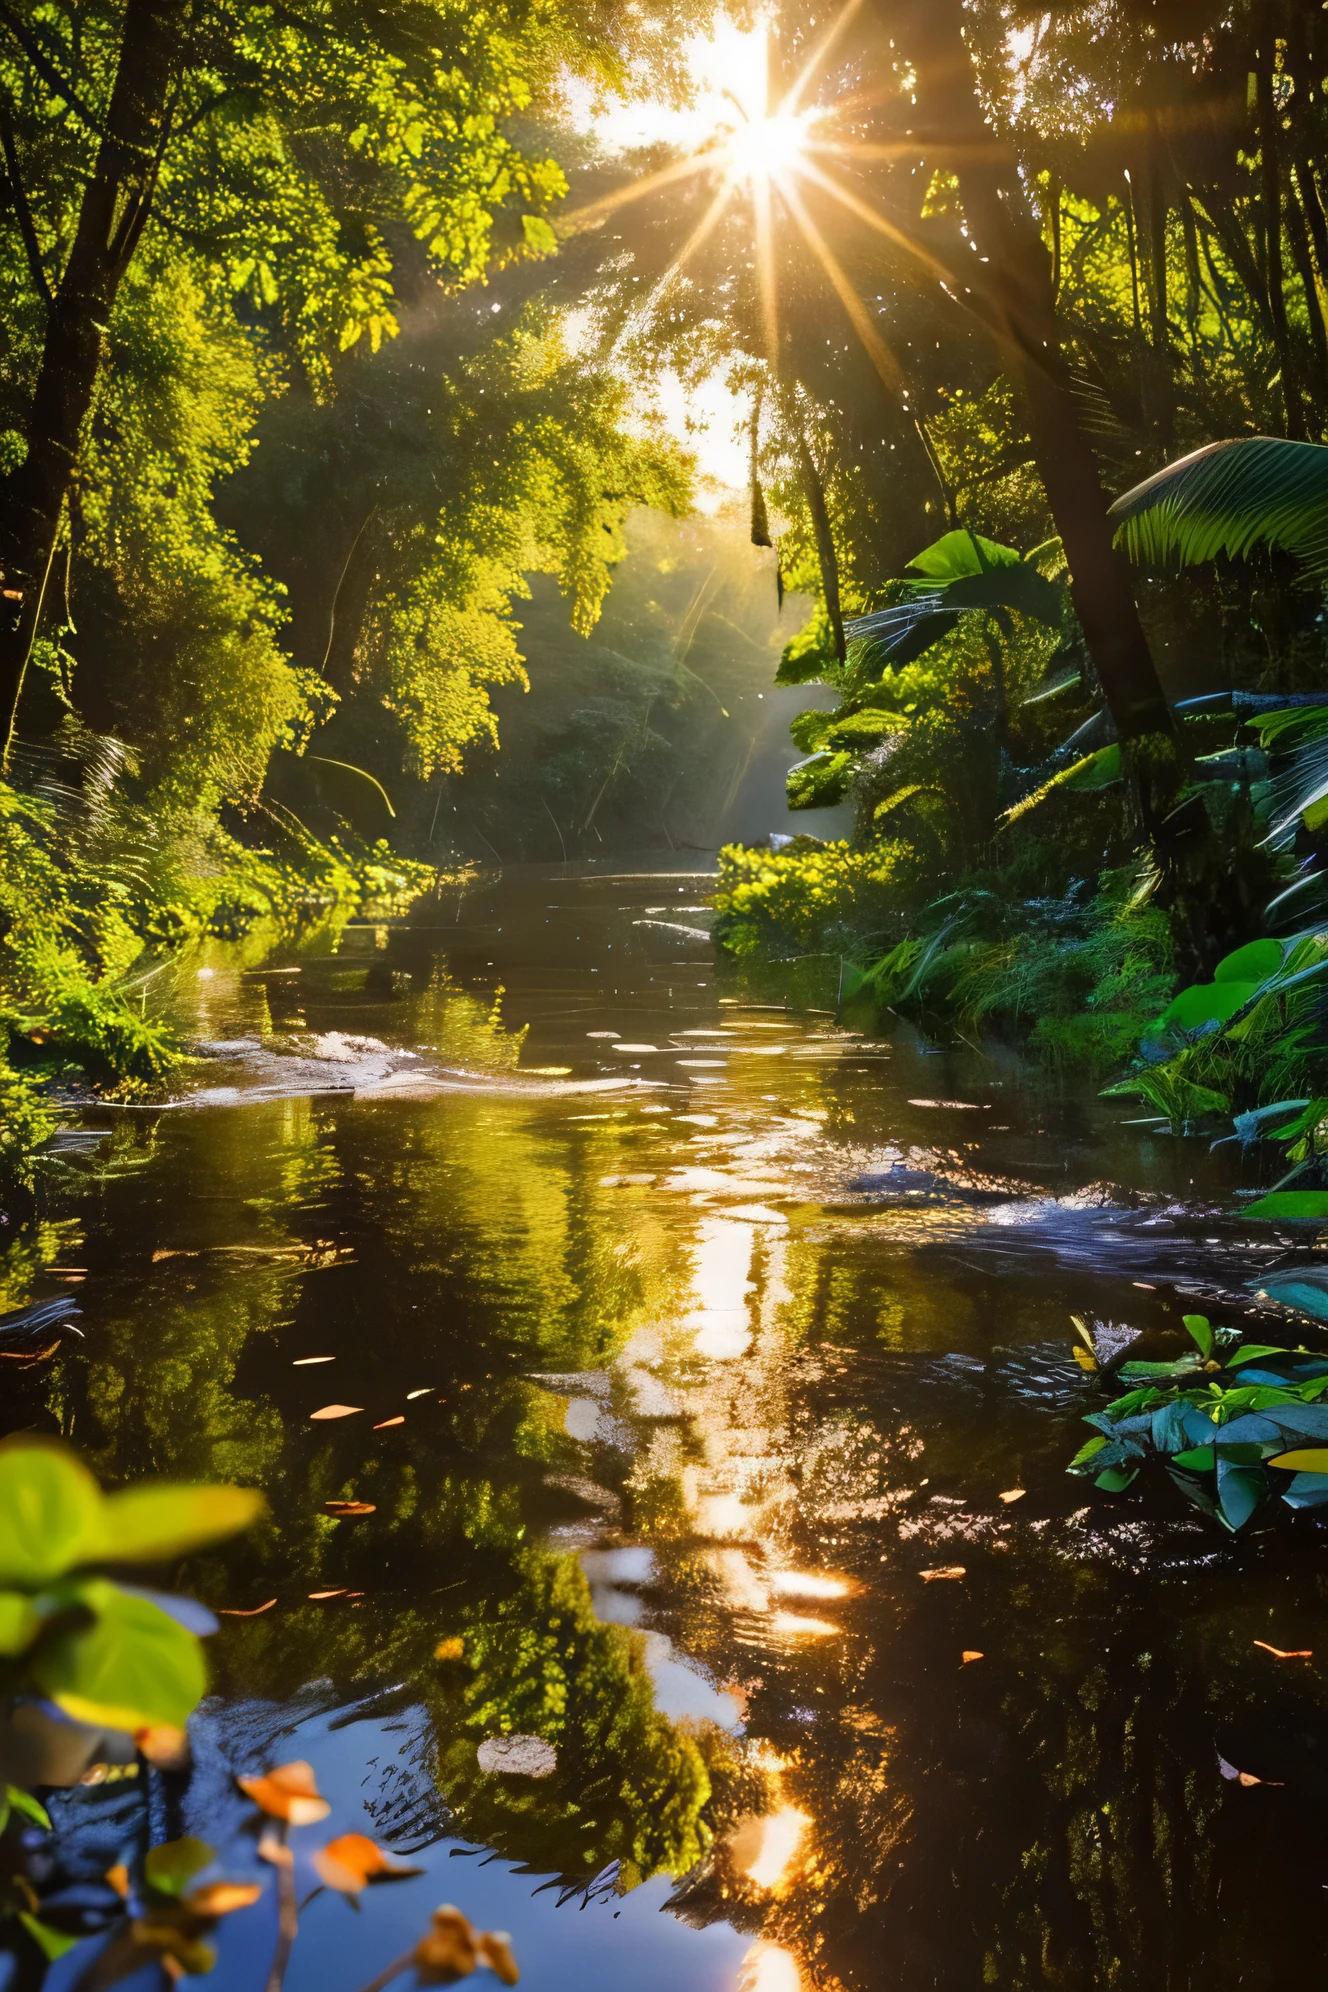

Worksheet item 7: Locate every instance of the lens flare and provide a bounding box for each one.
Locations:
[725,109,816,186]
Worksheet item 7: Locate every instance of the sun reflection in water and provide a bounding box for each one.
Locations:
[731,1805,812,1890]
[738,1940,804,1992]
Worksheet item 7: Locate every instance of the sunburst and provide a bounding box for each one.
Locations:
[559,1,917,387]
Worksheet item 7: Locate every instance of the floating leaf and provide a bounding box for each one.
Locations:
[918,1566,967,1581]
[237,1760,331,1825]
[323,1501,376,1517]
[477,1931,520,1986]
[998,1489,1025,1504]
[216,1599,277,1616]
[309,1405,363,1421]
[961,1650,984,1663]
[373,1416,405,1429]
[312,1832,423,1895]
[1253,1639,1313,1659]
[434,1637,465,1661]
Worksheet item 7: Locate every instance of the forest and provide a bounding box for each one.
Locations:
[1,0,1328,1204]
[5,1,1328,1986]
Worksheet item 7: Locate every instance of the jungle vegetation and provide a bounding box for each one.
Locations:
[5,0,1328,1205]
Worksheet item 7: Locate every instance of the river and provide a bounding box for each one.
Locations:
[10,859,1328,1992]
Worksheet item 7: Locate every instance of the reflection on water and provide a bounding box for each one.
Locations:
[11,861,1328,1988]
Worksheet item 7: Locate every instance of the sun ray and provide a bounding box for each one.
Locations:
[752,167,780,362]
[626,170,740,336]
[557,149,718,239]
[783,0,867,116]
[777,175,905,392]
[796,156,966,295]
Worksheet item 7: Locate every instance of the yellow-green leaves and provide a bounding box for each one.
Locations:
[0,1441,264,1588]
[31,1579,208,1733]
[0,1443,262,1738]
[0,1445,103,1588]
[98,1484,265,1564]
[0,1592,40,1655]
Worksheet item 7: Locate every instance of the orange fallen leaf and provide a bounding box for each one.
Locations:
[106,1864,130,1900]
[1253,1639,1313,1659]
[477,1931,520,1986]
[216,1599,277,1617]
[309,1405,363,1420]
[413,1907,516,1984]
[135,1725,190,1770]
[998,1489,1025,1505]
[434,1637,464,1661]
[920,1566,966,1581]
[236,1761,331,1826]
[373,1416,405,1429]
[308,1589,348,1600]
[323,1500,376,1517]
[961,1651,984,1664]
[187,1882,263,1916]
[312,1833,423,1895]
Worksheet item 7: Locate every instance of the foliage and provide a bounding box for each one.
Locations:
[1110,438,1328,582]
[1068,1313,1328,1533]
[0,1442,260,1753]
[713,838,917,959]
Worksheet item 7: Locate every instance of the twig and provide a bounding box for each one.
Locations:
[263,1829,297,1992]
[353,1950,414,1992]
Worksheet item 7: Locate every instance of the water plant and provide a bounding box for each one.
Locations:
[1068,1313,1328,1531]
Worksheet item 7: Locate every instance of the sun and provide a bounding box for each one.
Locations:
[724,106,817,188]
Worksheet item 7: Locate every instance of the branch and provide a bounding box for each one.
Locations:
[0,97,51,306]
[0,0,109,140]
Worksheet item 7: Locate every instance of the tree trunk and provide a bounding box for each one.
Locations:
[883,0,1180,829]
[0,0,185,766]
[1255,8,1304,437]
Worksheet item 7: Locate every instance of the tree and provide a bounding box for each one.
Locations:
[0,0,694,761]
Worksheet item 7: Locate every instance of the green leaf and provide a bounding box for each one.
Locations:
[0,1591,39,1655]
[520,213,558,255]
[145,1836,216,1900]
[5,1786,51,1831]
[1094,1465,1140,1492]
[0,1444,103,1587]
[1151,979,1258,1035]
[17,1913,77,1962]
[1172,1446,1216,1471]
[1068,1435,1108,1468]
[1244,1191,1328,1220]
[904,529,1023,580]
[1109,436,1328,582]
[30,1578,207,1732]
[786,750,853,810]
[96,1484,264,1564]
[1182,1314,1214,1359]
[1217,1462,1265,1530]
[1059,743,1121,792]
[1214,939,1284,983]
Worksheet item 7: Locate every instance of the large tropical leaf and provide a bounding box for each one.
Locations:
[1109,437,1328,579]
[845,529,1064,666]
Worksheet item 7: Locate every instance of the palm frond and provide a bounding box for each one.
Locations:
[1110,438,1328,579]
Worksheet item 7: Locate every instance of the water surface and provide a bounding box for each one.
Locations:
[12,861,1328,1992]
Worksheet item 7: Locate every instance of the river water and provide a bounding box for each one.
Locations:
[11,861,1328,1991]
